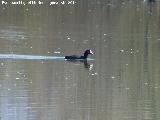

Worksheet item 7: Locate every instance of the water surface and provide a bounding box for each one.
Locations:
[0,1,160,120]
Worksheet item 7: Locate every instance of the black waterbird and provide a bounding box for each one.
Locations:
[65,49,93,60]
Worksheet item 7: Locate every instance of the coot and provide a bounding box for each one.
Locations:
[144,0,155,2]
[65,49,93,60]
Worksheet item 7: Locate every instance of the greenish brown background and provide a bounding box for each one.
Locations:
[0,0,160,120]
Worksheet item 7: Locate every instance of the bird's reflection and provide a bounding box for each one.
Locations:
[65,59,93,70]
[83,60,93,70]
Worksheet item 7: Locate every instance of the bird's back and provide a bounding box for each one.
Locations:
[65,55,84,59]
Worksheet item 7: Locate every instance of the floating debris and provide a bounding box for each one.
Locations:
[8,88,11,91]
[154,86,159,89]
[125,87,130,90]
[91,72,98,76]
[95,72,98,75]
[144,82,148,85]
[1,62,4,66]
[5,74,9,77]
[111,76,115,79]
[25,8,29,11]
[23,74,27,78]
[17,72,20,74]
[120,49,124,52]
[83,40,88,44]
[67,37,71,40]
[54,51,61,54]
[21,36,25,39]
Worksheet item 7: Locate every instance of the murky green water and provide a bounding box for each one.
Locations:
[0,0,160,120]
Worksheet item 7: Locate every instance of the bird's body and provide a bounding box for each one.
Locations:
[65,55,84,60]
[65,49,93,60]
[144,0,155,2]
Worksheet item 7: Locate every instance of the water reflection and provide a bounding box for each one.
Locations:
[83,60,93,70]
[65,59,93,70]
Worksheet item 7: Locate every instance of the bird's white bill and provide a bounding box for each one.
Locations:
[90,50,94,54]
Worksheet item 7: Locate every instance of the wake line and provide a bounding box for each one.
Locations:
[0,54,94,60]
[0,54,65,60]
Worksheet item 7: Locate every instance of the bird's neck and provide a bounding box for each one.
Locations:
[83,52,88,59]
